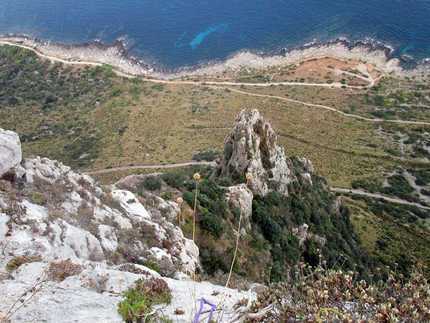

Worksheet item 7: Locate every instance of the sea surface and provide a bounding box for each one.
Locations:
[1,0,429,70]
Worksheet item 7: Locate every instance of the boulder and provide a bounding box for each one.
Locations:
[292,223,327,247]
[401,54,412,62]
[299,157,314,173]
[0,128,22,177]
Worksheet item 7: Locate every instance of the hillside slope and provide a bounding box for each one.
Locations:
[0,127,252,322]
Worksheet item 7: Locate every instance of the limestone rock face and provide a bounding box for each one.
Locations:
[0,130,256,322]
[0,128,22,177]
[299,157,314,173]
[216,110,294,196]
[115,174,181,222]
[0,261,253,323]
[115,173,147,190]
[0,129,199,276]
[225,184,253,230]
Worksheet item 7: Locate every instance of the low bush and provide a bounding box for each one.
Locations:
[201,212,224,238]
[142,175,162,191]
[118,277,172,323]
[6,252,41,272]
[192,150,220,162]
[161,172,186,189]
[161,190,173,200]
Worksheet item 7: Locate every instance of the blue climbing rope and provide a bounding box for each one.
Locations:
[193,297,217,323]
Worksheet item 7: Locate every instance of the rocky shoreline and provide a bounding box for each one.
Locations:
[1,35,430,79]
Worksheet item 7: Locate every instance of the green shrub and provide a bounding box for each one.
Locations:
[143,175,162,191]
[161,190,173,200]
[142,261,161,274]
[199,243,229,275]
[30,191,45,205]
[89,65,102,76]
[263,218,282,244]
[410,169,430,186]
[161,172,186,189]
[103,65,115,78]
[151,83,164,91]
[109,87,123,97]
[385,148,400,156]
[421,188,430,196]
[182,191,196,208]
[192,150,220,162]
[6,252,41,272]
[118,277,172,323]
[201,213,224,238]
[214,177,233,187]
[231,205,241,219]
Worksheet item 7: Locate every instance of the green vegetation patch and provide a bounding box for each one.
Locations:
[192,150,220,162]
[118,277,172,323]
[352,172,423,203]
[345,193,430,277]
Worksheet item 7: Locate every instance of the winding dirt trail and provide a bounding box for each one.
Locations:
[330,187,430,210]
[221,87,430,125]
[2,40,429,125]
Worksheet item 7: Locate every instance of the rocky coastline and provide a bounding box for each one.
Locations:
[1,34,430,79]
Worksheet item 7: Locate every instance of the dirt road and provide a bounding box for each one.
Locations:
[330,187,430,210]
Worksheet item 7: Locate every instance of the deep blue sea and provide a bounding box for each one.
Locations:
[1,0,429,70]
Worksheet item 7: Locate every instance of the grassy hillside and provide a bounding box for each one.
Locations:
[1,44,429,276]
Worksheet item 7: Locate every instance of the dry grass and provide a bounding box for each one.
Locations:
[47,258,83,282]
[8,54,428,190]
[82,83,389,188]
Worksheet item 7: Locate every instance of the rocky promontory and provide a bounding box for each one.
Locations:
[0,128,253,322]
[215,109,296,196]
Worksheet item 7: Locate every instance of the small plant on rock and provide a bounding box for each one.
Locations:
[47,258,83,282]
[118,277,172,323]
[5,252,41,272]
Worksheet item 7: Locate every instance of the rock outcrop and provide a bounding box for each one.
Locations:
[2,153,199,273]
[0,128,22,177]
[225,184,254,230]
[2,128,244,323]
[1,261,252,323]
[215,109,294,196]
[291,224,327,247]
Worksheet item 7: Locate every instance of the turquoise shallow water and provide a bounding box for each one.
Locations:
[0,0,429,69]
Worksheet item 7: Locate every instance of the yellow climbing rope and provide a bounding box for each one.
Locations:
[317,307,344,322]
